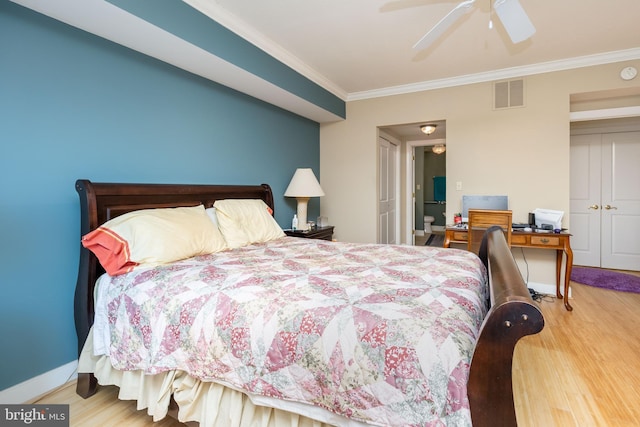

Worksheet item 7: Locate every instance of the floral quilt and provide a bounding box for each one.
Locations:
[93,237,488,426]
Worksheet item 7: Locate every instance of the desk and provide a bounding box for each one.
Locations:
[444,227,574,311]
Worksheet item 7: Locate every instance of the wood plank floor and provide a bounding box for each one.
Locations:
[33,382,185,427]
[35,275,640,426]
[513,273,640,427]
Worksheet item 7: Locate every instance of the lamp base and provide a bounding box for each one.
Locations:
[296,197,310,231]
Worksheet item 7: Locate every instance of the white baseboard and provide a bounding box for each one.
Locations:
[415,230,425,237]
[0,360,78,404]
[527,281,572,298]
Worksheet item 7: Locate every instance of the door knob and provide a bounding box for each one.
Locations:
[604,205,618,210]
[588,204,599,210]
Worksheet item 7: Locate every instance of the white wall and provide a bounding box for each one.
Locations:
[320,60,640,287]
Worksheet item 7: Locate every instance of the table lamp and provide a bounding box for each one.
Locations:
[284,168,325,230]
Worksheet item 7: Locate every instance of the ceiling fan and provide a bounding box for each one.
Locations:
[413,0,535,51]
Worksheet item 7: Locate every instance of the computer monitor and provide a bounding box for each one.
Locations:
[461,195,509,223]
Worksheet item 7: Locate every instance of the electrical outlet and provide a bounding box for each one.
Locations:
[456,181,462,191]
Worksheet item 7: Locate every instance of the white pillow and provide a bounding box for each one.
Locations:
[82,205,227,276]
[213,199,285,248]
[205,206,220,228]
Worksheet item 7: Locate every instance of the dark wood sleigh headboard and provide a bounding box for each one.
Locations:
[74,179,275,356]
[73,179,543,427]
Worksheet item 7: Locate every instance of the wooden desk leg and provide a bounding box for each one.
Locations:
[563,243,574,311]
[443,234,451,248]
[555,250,563,299]
[556,248,574,311]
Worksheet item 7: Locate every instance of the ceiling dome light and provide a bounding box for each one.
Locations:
[420,124,437,135]
[432,144,446,155]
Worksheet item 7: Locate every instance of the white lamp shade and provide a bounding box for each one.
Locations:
[285,168,324,231]
[284,168,325,197]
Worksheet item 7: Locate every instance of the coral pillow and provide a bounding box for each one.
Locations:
[213,199,285,248]
[82,205,227,276]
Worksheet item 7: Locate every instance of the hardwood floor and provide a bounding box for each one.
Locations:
[33,382,185,426]
[415,230,445,247]
[513,275,640,427]
[35,276,640,426]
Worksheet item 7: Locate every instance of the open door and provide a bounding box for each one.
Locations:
[378,134,399,244]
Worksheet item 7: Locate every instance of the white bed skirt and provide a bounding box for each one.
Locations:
[78,329,363,427]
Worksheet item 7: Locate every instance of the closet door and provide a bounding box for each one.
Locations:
[570,135,601,267]
[571,131,640,270]
[600,131,640,270]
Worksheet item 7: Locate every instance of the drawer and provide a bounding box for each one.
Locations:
[452,232,468,241]
[315,232,333,241]
[530,235,560,247]
[511,234,528,245]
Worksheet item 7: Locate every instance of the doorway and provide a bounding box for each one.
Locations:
[570,118,640,271]
[378,120,446,245]
[413,143,447,245]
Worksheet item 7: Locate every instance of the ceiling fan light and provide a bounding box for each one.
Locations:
[432,144,446,154]
[420,124,437,135]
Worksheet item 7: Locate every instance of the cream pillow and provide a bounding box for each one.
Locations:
[82,205,227,276]
[205,206,220,228]
[213,199,285,248]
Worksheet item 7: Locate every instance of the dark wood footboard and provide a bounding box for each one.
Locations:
[470,226,545,427]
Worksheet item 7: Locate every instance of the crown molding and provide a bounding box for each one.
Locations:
[184,0,348,101]
[183,1,640,103]
[14,0,640,110]
[347,48,640,101]
[182,2,640,102]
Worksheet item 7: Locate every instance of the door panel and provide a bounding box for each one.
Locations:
[601,132,640,270]
[379,139,389,243]
[378,136,398,244]
[388,142,397,244]
[570,135,601,267]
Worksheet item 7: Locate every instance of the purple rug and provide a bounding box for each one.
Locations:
[570,267,640,293]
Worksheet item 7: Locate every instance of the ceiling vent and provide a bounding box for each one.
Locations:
[494,79,525,109]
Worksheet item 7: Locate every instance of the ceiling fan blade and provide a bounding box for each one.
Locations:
[413,0,476,51]
[494,0,535,44]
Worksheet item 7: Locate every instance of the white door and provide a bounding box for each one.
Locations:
[601,132,640,270]
[570,135,601,267]
[378,136,399,244]
[570,131,640,270]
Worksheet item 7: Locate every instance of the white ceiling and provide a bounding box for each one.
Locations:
[189,0,640,101]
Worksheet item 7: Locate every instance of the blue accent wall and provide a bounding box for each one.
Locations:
[107,0,346,119]
[0,1,321,390]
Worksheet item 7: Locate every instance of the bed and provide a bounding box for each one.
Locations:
[73,179,544,427]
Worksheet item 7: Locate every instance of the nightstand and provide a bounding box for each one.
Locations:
[284,226,334,241]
